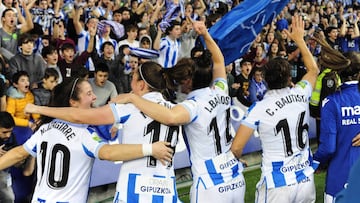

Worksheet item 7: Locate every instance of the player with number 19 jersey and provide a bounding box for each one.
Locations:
[111,92,181,203]
[180,78,245,202]
[23,119,106,203]
[241,80,319,189]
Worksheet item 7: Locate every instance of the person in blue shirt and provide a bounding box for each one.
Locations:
[313,31,360,202]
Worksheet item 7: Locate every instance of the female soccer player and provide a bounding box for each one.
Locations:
[0,78,173,202]
[231,15,319,202]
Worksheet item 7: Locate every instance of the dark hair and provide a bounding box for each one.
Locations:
[165,20,181,35]
[29,23,44,36]
[12,71,29,84]
[17,33,35,47]
[190,49,213,90]
[190,46,204,58]
[43,68,59,80]
[125,24,138,33]
[61,43,76,52]
[0,111,15,128]
[325,26,338,36]
[136,61,171,91]
[78,67,89,79]
[113,8,122,15]
[264,57,291,89]
[40,78,86,124]
[49,78,85,107]
[205,13,221,28]
[41,45,57,58]
[100,41,114,53]
[1,8,13,18]
[95,62,109,73]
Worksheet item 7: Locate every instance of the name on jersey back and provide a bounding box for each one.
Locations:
[205,94,231,113]
[40,121,76,141]
[266,94,307,116]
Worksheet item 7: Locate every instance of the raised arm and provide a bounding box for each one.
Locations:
[73,6,83,35]
[192,21,226,80]
[284,15,319,88]
[20,0,36,34]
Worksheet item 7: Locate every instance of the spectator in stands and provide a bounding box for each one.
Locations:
[30,0,54,34]
[0,111,16,203]
[57,26,96,79]
[116,24,139,56]
[234,58,252,107]
[154,20,181,68]
[41,45,62,84]
[32,68,59,106]
[7,33,47,88]
[6,71,39,202]
[0,1,34,62]
[325,26,340,50]
[248,66,267,103]
[338,15,360,53]
[89,63,117,107]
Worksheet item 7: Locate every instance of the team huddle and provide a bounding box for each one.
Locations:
[0,14,359,203]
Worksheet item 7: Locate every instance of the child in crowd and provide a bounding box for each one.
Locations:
[32,68,59,106]
[41,45,62,84]
[5,71,39,202]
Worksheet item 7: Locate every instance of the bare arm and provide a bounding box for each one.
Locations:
[149,0,164,26]
[153,24,162,50]
[111,93,191,126]
[230,124,254,159]
[73,6,83,35]
[25,104,116,125]
[99,141,173,165]
[353,17,359,38]
[0,146,29,171]
[86,26,96,53]
[52,0,61,39]
[192,20,226,80]
[339,15,347,37]
[20,0,36,34]
[284,15,319,88]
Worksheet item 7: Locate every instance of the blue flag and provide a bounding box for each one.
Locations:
[209,0,289,65]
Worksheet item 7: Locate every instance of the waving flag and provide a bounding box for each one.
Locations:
[209,0,289,65]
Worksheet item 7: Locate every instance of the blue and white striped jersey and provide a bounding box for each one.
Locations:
[157,36,180,68]
[179,78,243,189]
[77,30,100,71]
[241,80,318,188]
[111,92,181,203]
[23,119,105,203]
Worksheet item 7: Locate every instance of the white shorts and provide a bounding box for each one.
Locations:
[256,174,316,203]
[190,174,245,203]
[324,193,336,203]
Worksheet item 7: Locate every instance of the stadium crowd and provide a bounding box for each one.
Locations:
[0,0,359,202]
